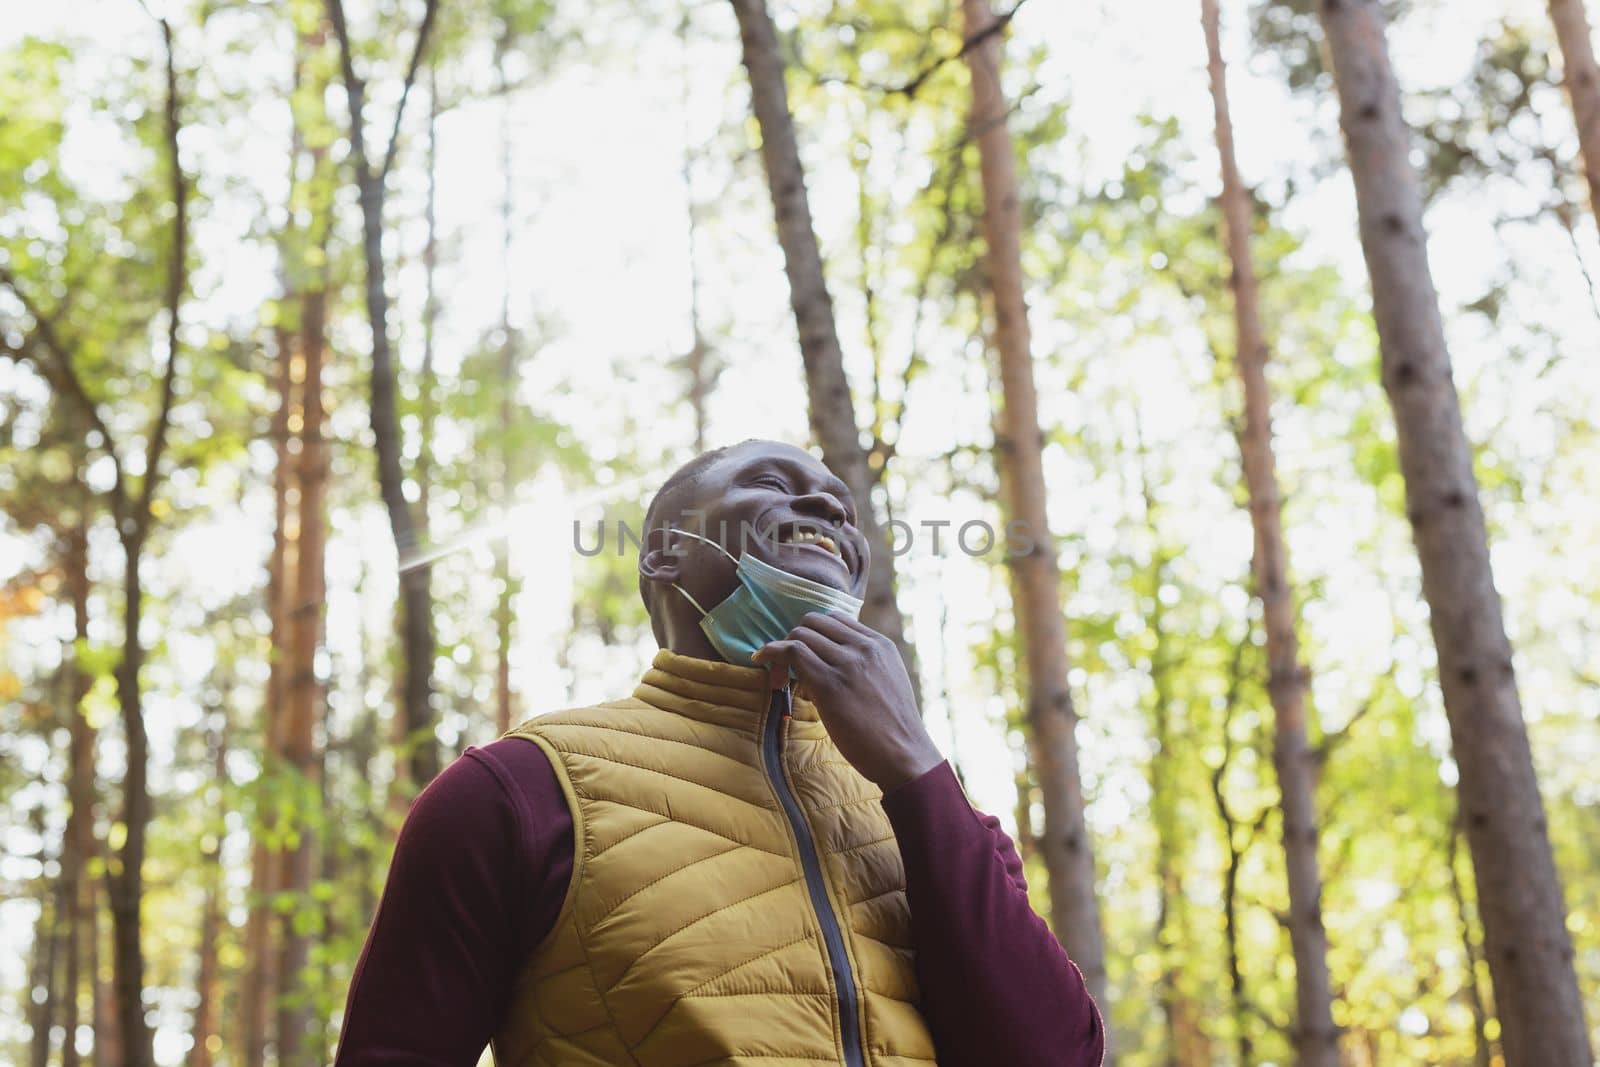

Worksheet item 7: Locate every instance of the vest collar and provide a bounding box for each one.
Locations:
[633,648,825,734]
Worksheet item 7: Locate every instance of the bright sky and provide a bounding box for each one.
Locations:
[3,0,1599,1061]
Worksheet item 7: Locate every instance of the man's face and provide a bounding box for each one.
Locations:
[674,442,870,603]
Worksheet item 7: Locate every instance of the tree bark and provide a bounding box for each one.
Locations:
[1549,0,1600,223]
[189,687,230,1067]
[1201,3,1340,1063]
[1317,3,1591,1064]
[90,872,121,1066]
[727,0,921,703]
[106,24,187,1066]
[276,218,330,1066]
[241,314,293,1067]
[326,0,441,788]
[680,13,711,456]
[60,504,94,1067]
[495,14,517,738]
[28,838,62,1067]
[959,0,1108,1019]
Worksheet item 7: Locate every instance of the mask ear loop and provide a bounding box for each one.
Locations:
[669,526,739,563]
[662,526,736,618]
[671,583,710,616]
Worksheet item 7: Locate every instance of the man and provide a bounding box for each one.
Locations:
[335,439,1105,1066]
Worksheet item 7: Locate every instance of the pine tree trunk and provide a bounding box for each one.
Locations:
[61,506,94,1067]
[1133,439,1185,1067]
[680,13,710,455]
[326,0,440,789]
[727,0,921,703]
[90,873,121,1066]
[1212,643,1256,1067]
[495,15,517,738]
[418,65,438,537]
[276,240,329,1066]
[108,539,154,1067]
[242,317,294,1067]
[960,0,1108,1018]
[107,28,186,1063]
[1317,3,1591,1063]
[28,838,62,1067]
[1201,2,1340,1062]
[189,687,229,1067]
[1549,0,1600,222]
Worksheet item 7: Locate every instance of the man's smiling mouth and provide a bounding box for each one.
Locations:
[773,523,850,571]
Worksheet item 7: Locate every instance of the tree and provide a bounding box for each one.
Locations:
[1315,2,1591,1063]
[1200,1,1339,1062]
[325,0,441,788]
[727,0,921,700]
[0,19,189,1066]
[275,11,335,1056]
[1548,0,1600,223]
[959,0,1109,1018]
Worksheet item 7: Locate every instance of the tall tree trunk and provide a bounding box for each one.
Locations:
[1133,437,1184,1067]
[276,226,330,1066]
[1549,0,1600,222]
[494,13,517,738]
[326,0,441,789]
[28,827,62,1067]
[727,0,921,703]
[680,13,710,455]
[1448,809,1495,1067]
[189,685,230,1067]
[959,0,1108,1018]
[418,64,438,537]
[90,873,121,1067]
[678,22,710,454]
[107,27,187,1064]
[242,314,294,1067]
[1317,3,1591,1064]
[109,514,155,1067]
[1212,641,1256,1067]
[61,504,94,1067]
[1201,2,1340,1062]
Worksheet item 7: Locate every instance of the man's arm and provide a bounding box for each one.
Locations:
[882,761,1105,1067]
[753,613,1104,1064]
[334,739,573,1066]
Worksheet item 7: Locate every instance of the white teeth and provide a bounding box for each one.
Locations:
[780,529,842,558]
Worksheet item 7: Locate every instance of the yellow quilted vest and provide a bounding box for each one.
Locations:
[491,649,938,1067]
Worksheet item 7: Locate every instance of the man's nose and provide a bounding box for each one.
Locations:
[793,491,847,527]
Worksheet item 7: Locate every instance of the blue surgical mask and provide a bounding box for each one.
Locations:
[669,528,863,667]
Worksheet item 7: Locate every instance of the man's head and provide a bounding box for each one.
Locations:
[637,440,870,655]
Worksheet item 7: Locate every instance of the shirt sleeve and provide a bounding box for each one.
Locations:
[881,760,1105,1067]
[333,738,574,1066]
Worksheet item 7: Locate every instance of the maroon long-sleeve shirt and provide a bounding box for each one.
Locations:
[334,738,1104,1066]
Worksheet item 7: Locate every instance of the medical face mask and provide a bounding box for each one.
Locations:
[668,527,864,668]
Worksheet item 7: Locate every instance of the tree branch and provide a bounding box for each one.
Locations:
[380,0,440,183]
[790,0,1030,99]
[0,266,129,522]
[135,16,187,537]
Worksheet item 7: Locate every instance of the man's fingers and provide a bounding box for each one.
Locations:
[829,611,887,643]
[796,610,862,647]
[752,639,831,684]
[787,618,853,663]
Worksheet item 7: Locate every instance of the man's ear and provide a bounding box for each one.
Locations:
[638,527,684,591]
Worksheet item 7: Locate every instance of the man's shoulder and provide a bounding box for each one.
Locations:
[503,696,661,740]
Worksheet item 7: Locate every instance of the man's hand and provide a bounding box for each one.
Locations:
[752,612,944,792]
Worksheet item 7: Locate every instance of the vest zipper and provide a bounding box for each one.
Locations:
[762,687,867,1067]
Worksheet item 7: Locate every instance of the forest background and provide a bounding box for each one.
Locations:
[1,0,1598,1064]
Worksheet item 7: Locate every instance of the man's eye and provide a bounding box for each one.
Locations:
[753,476,788,491]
